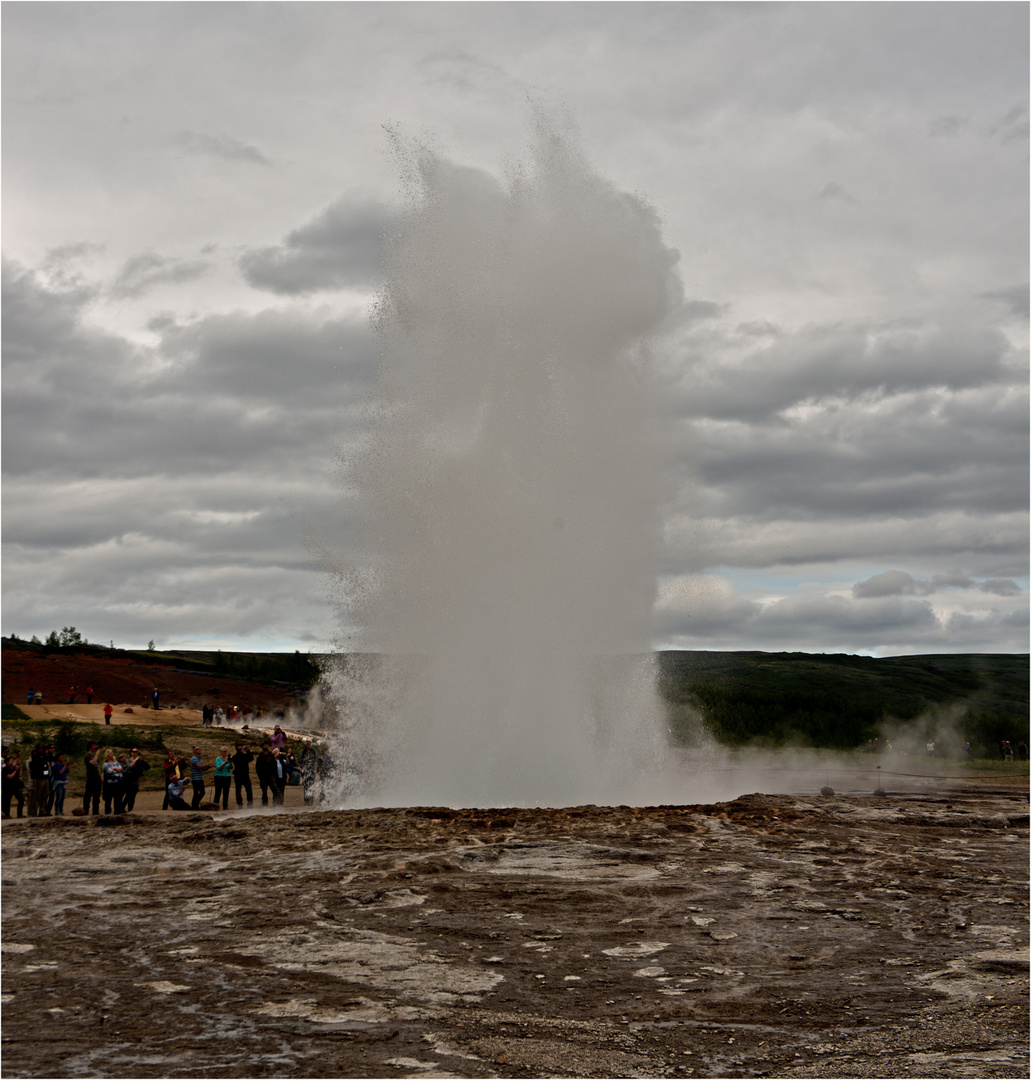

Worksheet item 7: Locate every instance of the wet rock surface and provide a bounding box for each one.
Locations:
[2,788,1028,1078]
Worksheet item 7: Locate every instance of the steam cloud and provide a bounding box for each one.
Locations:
[323,116,683,807]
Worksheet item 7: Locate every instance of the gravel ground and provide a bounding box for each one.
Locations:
[1,785,1027,1079]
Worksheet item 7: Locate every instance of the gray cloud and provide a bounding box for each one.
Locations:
[111,251,211,298]
[174,130,272,166]
[663,317,1016,424]
[680,299,725,323]
[929,115,966,138]
[3,264,376,486]
[993,103,1029,144]
[978,283,1029,319]
[2,4,1026,653]
[2,257,369,647]
[654,573,1028,655]
[853,570,1021,599]
[239,196,392,295]
[817,181,860,206]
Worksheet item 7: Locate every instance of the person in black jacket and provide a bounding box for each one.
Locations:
[42,744,58,815]
[254,744,275,806]
[27,746,50,817]
[231,743,254,807]
[2,751,25,818]
[83,743,102,815]
[121,748,149,812]
[271,748,288,805]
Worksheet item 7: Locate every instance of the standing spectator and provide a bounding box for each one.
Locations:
[270,725,287,751]
[27,746,50,817]
[255,744,275,806]
[68,687,77,704]
[43,744,57,815]
[83,743,102,815]
[103,703,114,725]
[283,748,299,791]
[215,706,225,726]
[121,749,149,812]
[231,743,254,807]
[86,685,94,704]
[300,741,319,806]
[152,687,160,711]
[271,748,288,806]
[101,750,124,814]
[1002,740,1014,762]
[161,749,180,811]
[26,689,34,706]
[961,741,973,758]
[189,745,212,809]
[213,747,232,810]
[51,754,70,815]
[34,690,42,705]
[2,751,25,818]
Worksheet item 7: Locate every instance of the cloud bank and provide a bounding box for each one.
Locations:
[2,4,1027,654]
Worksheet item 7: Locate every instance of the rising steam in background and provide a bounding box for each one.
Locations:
[322,114,684,807]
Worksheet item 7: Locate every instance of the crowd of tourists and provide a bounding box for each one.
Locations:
[199,703,266,726]
[1,725,332,819]
[161,735,331,810]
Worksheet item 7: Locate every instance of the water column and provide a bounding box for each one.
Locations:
[332,118,683,807]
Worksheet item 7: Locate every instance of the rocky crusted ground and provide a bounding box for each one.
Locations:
[1,787,1027,1079]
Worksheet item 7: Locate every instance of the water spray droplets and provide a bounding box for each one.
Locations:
[327,119,681,807]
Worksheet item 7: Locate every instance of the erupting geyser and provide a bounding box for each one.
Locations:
[328,116,683,807]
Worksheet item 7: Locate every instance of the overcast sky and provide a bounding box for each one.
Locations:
[3,2,1027,656]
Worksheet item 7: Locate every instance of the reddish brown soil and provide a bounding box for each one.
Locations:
[1,785,1027,1079]
[2,643,300,714]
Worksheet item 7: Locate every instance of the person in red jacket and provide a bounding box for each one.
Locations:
[103,703,114,725]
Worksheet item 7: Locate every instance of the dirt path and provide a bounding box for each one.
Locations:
[1,785,1027,1079]
[13,703,299,734]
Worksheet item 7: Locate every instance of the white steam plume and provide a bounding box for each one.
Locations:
[324,115,683,808]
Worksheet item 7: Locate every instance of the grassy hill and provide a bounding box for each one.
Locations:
[5,638,1026,758]
[658,651,1028,757]
[148,647,323,687]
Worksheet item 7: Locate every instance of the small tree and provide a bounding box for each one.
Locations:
[148,640,156,652]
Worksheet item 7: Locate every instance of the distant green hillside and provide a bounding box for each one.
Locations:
[155,648,324,688]
[1,636,325,691]
[658,651,1028,756]
[5,636,1026,757]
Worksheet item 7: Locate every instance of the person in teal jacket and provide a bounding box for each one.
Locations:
[213,746,232,810]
